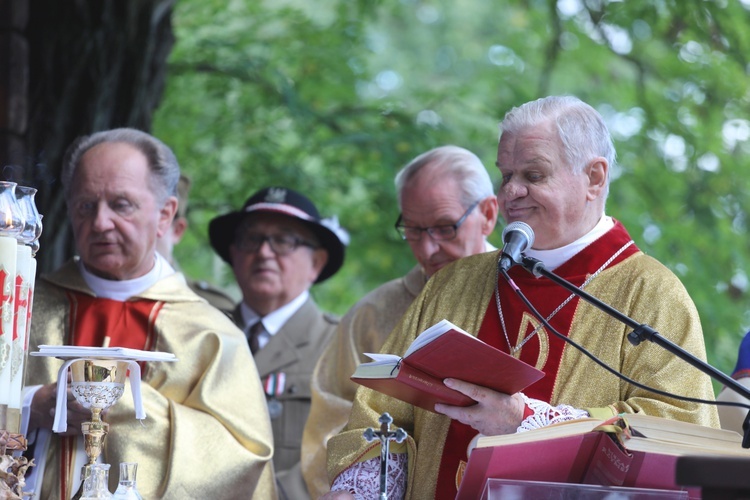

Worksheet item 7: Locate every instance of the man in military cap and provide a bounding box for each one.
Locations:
[209,186,348,499]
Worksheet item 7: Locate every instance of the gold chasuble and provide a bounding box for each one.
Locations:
[328,220,719,500]
[26,259,277,499]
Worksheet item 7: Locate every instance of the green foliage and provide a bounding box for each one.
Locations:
[153,0,750,378]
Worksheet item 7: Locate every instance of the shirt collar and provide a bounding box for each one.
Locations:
[79,252,175,301]
[240,290,310,336]
[524,215,613,271]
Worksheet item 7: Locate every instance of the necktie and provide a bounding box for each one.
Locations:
[248,321,264,355]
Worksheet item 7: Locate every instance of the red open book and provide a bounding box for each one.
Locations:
[350,319,544,412]
[456,413,750,500]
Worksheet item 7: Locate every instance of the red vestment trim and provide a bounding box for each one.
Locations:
[60,436,75,499]
[435,220,638,499]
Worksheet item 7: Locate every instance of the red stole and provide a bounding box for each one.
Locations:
[59,291,164,499]
[66,293,163,350]
[434,221,638,499]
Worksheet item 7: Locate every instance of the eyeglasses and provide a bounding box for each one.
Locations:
[394,200,481,242]
[234,233,317,255]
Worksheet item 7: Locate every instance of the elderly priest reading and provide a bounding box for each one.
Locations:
[323,95,719,500]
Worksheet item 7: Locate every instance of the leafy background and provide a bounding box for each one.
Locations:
[152,0,750,383]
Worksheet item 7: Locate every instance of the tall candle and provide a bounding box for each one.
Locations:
[25,256,36,354]
[0,235,17,407]
[9,244,31,411]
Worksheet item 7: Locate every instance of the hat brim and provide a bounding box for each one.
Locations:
[208,209,344,284]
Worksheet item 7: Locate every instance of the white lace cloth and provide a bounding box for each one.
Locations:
[330,452,407,499]
[517,393,590,432]
[329,394,589,497]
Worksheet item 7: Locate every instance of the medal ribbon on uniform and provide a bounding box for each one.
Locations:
[263,372,286,397]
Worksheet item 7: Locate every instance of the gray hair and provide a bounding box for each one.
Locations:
[61,128,180,205]
[394,145,494,210]
[500,96,616,184]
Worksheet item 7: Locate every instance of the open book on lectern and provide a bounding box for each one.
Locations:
[350,319,545,412]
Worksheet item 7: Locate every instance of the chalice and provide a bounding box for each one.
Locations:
[32,345,176,496]
[70,359,130,467]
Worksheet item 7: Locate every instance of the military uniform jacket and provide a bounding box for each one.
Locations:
[234,297,338,499]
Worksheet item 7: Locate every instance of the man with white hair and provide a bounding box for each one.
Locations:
[324,96,718,499]
[302,145,499,497]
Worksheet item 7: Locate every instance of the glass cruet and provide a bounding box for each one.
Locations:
[112,462,143,500]
[80,463,113,499]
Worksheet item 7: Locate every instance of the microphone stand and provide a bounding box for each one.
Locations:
[520,255,750,449]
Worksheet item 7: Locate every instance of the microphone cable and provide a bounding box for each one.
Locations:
[499,266,750,414]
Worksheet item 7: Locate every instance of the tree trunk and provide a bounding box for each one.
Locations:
[7,0,176,273]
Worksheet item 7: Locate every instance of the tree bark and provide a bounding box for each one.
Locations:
[8,0,175,273]
[0,0,29,189]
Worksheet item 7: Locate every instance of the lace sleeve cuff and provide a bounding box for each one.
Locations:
[517,393,590,433]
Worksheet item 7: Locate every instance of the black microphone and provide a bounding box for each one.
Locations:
[499,221,534,271]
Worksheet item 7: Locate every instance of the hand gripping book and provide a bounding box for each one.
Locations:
[350,319,544,412]
[455,413,750,500]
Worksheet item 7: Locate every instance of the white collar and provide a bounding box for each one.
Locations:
[240,290,310,336]
[79,253,175,301]
[524,215,614,271]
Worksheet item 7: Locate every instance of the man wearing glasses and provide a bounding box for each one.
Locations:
[302,145,498,498]
[209,186,348,499]
[325,96,717,500]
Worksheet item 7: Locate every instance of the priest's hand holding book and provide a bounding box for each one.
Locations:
[350,319,545,435]
[436,378,527,436]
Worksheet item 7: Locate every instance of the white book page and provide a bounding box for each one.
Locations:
[404,319,471,357]
[363,353,401,365]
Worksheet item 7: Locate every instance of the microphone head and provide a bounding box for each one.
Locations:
[502,221,535,248]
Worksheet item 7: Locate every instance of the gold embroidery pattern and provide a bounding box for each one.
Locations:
[515,311,549,370]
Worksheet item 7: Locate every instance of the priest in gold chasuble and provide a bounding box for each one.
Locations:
[324,96,719,500]
[22,129,276,499]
